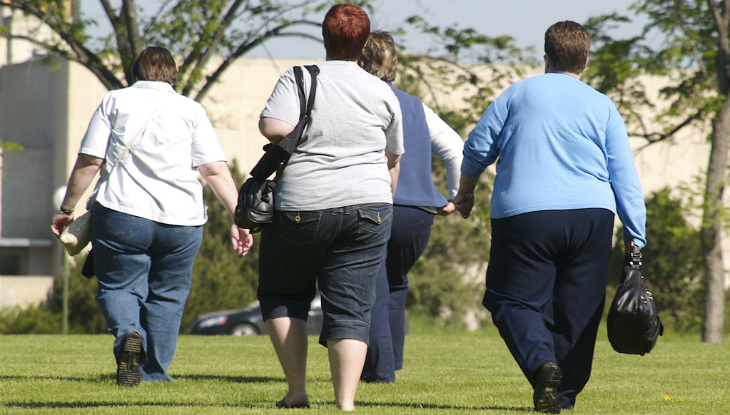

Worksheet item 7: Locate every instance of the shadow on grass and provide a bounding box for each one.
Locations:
[357,401,532,412]
[174,374,280,383]
[1,401,271,410]
[0,373,281,384]
[2,400,533,412]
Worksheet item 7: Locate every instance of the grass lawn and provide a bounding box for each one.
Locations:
[0,324,726,414]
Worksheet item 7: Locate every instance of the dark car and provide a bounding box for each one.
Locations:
[188,292,324,336]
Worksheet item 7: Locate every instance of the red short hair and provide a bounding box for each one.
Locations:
[322,3,370,61]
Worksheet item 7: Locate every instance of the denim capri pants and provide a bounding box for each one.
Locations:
[258,203,392,346]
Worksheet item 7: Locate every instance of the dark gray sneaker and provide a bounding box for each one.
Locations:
[116,331,142,387]
[533,361,561,414]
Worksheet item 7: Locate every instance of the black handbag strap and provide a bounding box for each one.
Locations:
[620,245,642,284]
[271,65,319,183]
[629,245,641,270]
[249,65,318,182]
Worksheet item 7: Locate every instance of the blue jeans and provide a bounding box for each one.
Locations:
[90,203,203,382]
[258,203,392,346]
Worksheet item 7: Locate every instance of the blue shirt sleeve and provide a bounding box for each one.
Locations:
[462,99,504,178]
[605,105,647,248]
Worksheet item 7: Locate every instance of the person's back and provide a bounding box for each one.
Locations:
[82,81,222,225]
[467,72,641,224]
[261,60,401,210]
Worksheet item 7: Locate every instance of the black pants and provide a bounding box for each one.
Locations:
[483,208,614,409]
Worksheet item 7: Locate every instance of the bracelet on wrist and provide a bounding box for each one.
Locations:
[59,207,74,215]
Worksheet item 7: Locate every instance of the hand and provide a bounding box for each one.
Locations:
[51,212,74,237]
[624,239,635,257]
[453,193,475,219]
[230,224,254,257]
[436,201,456,216]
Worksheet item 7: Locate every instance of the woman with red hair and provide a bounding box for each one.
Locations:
[257,3,404,411]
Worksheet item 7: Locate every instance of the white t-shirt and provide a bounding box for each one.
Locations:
[260,61,404,210]
[79,81,226,226]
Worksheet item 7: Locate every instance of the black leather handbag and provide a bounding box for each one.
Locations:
[234,65,319,232]
[607,246,664,355]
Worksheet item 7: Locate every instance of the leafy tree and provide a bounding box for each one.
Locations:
[0,0,372,101]
[584,0,729,342]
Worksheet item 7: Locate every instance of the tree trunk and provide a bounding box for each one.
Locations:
[701,99,730,343]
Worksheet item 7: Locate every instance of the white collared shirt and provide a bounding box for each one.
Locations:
[79,81,226,226]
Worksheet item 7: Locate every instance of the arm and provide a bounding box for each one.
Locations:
[605,106,647,250]
[51,154,104,237]
[198,161,254,257]
[423,103,464,199]
[258,117,295,145]
[386,151,401,198]
[423,103,463,216]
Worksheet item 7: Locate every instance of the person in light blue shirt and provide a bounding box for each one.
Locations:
[454,21,646,414]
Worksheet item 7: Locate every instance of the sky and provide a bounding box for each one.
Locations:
[80,0,645,60]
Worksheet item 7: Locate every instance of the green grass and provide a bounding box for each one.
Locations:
[0,326,726,414]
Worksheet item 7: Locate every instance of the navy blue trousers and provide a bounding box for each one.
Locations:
[483,209,614,409]
[362,205,434,382]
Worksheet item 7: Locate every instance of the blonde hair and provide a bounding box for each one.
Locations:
[359,30,397,82]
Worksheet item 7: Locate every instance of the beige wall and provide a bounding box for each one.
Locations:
[0,276,55,309]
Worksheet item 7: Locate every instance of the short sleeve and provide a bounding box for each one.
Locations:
[78,93,113,158]
[191,104,226,167]
[260,68,300,127]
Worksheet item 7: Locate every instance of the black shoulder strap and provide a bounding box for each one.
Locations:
[303,65,319,119]
[269,65,319,183]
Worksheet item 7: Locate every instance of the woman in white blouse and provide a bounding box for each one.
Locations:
[51,46,253,387]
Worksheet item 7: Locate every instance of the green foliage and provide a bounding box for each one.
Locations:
[608,187,705,333]
[0,139,24,152]
[0,304,61,334]
[0,256,104,334]
[0,139,24,172]
[182,161,259,332]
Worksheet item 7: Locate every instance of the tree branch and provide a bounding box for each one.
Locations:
[179,0,246,96]
[193,23,321,102]
[633,109,705,151]
[122,0,143,60]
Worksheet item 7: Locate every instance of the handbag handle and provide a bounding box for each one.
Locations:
[629,245,642,269]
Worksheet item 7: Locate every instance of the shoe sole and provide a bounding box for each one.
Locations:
[533,363,561,414]
[117,333,142,387]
